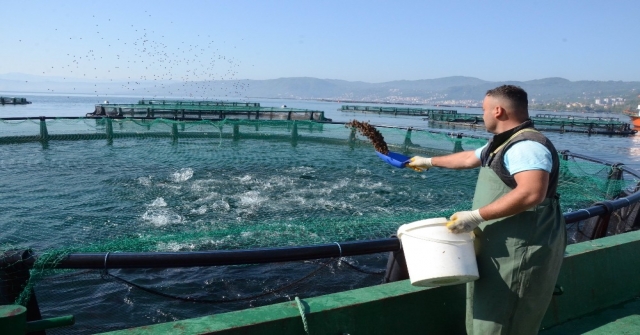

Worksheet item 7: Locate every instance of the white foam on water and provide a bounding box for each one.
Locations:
[191,205,207,215]
[193,192,222,205]
[156,182,183,192]
[348,192,370,200]
[331,178,351,190]
[315,198,354,211]
[355,167,372,175]
[356,180,387,190]
[171,168,194,183]
[150,197,167,207]
[235,175,253,183]
[289,195,307,205]
[138,176,153,186]
[142,209,183,227]
[371,206,393,214]
[211,200,231,211]
[156,241,196,252]
[238,191,266,207]
[285,166,315,174]
[190,179,212,192]
[260,175,294,189]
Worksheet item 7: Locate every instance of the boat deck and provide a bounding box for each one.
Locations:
[541,296,640,335]
[96,229,640,335]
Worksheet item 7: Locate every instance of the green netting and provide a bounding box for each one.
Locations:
[0,118,638,312]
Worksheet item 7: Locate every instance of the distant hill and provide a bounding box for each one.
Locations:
[0,73,638,105]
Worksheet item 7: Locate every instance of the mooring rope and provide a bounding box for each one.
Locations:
[101,258,334,304]
[341,259,386,275]
[295,296,310,335]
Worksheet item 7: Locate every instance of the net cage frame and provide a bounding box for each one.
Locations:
[340,104,636,135]
[2,116,640,332]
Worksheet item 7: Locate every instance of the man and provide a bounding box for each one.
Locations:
[408,85,566,335]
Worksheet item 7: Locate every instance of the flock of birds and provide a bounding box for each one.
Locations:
[33,13,251,99]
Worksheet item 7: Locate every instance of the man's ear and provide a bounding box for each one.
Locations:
[495,105,507,119]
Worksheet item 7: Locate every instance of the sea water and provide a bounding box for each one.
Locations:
[2,93,637,168]
[2,93,640,333]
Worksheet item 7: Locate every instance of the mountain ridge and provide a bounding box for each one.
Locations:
[1,73,638,105]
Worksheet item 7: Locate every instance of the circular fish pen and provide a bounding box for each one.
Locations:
[2,117,640,333]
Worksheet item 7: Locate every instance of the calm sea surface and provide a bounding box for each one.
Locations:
[2,93,640,333]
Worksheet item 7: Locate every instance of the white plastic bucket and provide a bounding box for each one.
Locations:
[397,217,479,287]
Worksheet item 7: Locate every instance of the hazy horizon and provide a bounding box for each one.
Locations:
[1,1,639,87]
[2,72,638,85]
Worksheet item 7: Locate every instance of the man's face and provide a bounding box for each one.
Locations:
[482,95,498,134]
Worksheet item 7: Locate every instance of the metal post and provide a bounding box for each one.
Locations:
[171,122,179,142]
[453,134,464,153]
[233,124,240,141]
[348,128,356,145]
[38,117,49,141]
[106,118,113,144]
[291,121,298,147]
[605,163,624,199]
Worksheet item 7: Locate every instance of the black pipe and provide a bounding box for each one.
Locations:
[563,190,640,224]
[12,238,401,269]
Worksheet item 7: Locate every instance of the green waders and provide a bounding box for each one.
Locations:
[466,167,566,335]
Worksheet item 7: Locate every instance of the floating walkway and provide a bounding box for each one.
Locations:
[340,104,634,135]
[0,97,31,105]
[340,105,456,117]
[137,99,260,107]
[427,112,636,135]
[87,100,330,121]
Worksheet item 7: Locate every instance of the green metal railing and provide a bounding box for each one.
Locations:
[340,105,457,116]
[89,104,329,121]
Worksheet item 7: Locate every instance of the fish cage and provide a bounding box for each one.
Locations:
[88,103,329,122]
[1,117,640,334]
[137,99,261,107]
[340,105,456,116]
[0,97,31,105]
[425,112,636,135]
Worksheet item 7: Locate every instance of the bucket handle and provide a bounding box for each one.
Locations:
[402,232,473,245]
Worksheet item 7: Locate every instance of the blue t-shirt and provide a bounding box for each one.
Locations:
[474,140,552,174]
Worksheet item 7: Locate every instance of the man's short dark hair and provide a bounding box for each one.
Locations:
[486,85,528,114]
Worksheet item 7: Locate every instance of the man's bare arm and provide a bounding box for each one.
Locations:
[478,169,550,220]
[431,150,481,170]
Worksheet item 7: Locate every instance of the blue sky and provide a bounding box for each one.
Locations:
[1,0,638,83]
